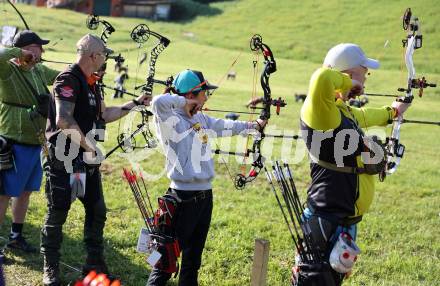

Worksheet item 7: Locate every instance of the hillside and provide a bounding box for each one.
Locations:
[1,1,439,285]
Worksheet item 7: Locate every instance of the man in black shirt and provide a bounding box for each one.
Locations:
[41,34,150,286]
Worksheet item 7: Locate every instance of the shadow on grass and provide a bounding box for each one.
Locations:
[1,216,178,286]
[168,0,236,23]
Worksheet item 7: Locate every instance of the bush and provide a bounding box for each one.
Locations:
[192,0,218,3]
[192,0,235,3]
[169,0,222,21]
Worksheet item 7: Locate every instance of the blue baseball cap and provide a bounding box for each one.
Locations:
[173,69,218,95]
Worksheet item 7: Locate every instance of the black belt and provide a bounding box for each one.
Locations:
[307,203,362,226]
[170,189,212,204]
[47,147,99,175]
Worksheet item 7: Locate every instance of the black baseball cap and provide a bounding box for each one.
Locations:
[12,30,50,48]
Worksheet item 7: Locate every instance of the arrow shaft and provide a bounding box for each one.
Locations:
[401,119,440,126]
[264,134,301,140]
[213,149,252,157]
[202,108,258,115]
[41,58,72,65]
[100,84,138,97]
[364,93,398,97]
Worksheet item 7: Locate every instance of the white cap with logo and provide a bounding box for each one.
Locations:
[323,43,380,71]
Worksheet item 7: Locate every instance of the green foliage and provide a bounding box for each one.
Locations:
[183,0,440,73]
[169,0,222,21]
[1,1,440,285]
[192,0,235,4]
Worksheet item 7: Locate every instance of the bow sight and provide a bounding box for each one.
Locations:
[107,53,125,64]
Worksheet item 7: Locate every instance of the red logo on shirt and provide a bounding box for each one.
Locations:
[60,86,74,98]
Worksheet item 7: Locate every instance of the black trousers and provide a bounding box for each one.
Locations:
[295,215,347,286]
[147,189,213,286]
[40,165,106,265]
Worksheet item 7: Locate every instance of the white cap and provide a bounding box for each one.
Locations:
[323,43,380,71]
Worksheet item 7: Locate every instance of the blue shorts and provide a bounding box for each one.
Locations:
[1,144,43,197]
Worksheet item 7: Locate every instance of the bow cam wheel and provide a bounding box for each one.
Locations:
[234,174,247,190]
[250,34,263,52]
[131,24,150,44]
[86,14,99,30]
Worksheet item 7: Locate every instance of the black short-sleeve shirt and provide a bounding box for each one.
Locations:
[46,64,102,153]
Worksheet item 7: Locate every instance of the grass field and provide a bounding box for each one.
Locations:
[1,1,440,285]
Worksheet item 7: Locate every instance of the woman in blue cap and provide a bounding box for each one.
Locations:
[147,69,267,286]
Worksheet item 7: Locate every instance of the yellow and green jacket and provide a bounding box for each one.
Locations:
[300,67,395,219]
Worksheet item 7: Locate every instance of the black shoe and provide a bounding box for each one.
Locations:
[0,248,6,264]
[7,235,37,253]
[82,256,109,275]
[43,283,61,286]
[43,262,61,286]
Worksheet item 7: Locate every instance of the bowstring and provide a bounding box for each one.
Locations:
[239,51,259,177]
[205,51,243,185]
[216,51,242,88]
[132,42,144,133]
[117,41,144,150]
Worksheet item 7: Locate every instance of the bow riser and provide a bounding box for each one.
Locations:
[232,35,287,189]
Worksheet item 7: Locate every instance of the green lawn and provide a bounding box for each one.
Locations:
[1,1,439,285]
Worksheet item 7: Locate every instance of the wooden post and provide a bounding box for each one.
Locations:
[251,239,270,286]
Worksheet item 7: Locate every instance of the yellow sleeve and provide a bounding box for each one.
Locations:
[300,67,352,130]
[349,105,395,128]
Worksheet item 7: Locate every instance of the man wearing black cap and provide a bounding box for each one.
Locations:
[0,30,60,258]
[40,34,151,286]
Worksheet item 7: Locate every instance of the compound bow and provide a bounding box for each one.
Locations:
[213,34,286,190]
[106,24,171,157]
[379,8,437,181]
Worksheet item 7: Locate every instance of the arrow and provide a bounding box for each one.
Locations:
[201,107,262,115]
[364,93,398,97]
[100,83,139,97]
[400,119,440,126]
